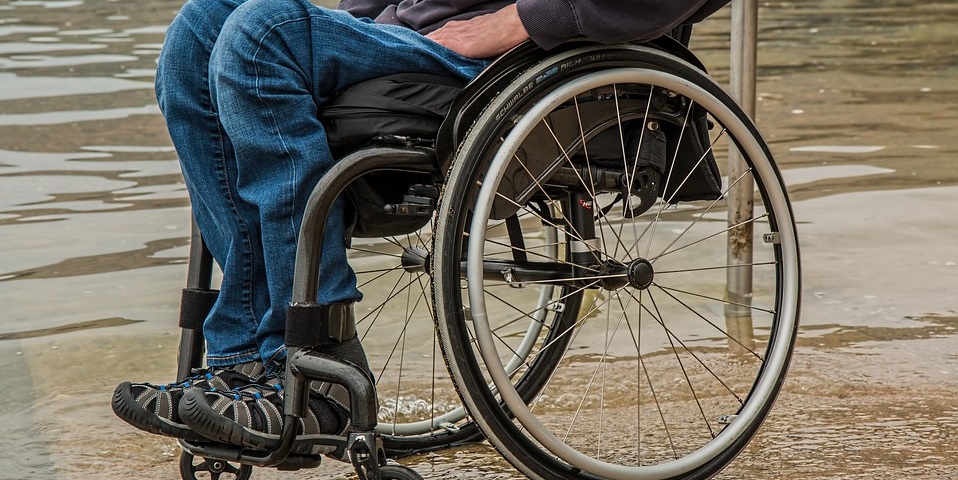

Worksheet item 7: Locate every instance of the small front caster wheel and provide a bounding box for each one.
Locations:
[179,452,252,480]
[380,464,424,480]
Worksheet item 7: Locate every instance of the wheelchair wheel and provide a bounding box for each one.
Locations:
[354,211,581,455]
[432,44,800,479]
[348,219,478,454]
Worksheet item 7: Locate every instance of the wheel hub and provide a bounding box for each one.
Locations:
[627,258,654,290]
[401,245,429,273]
[596,257,654,291]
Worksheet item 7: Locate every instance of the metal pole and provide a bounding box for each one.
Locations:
[726,0,757,339]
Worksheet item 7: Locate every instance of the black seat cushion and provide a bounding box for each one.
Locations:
[320,72,466,156]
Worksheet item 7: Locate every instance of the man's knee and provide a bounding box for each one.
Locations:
[220,0,322,36]
[156,0,245,113]
[170,0,248,37]
[211,0,306,66]
[212,0,352,79]
[156,0,248,79]
[219,0,364,50]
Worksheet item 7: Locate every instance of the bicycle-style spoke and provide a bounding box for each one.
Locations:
[539,98,635,259]
[347,219,480,446]
[356,264,407,288]
[390,272,432,432]
[350,246,406,259]
[637,289,748,404]
[646,291,716,438]
[502,285,617,377]
[629,122,729,263]
[655,283,776,317]
[367,273,420,376]
[358,273,423,334]
[648,167,758,263]
[651,284,764,359]
[653,213,768,264]
[632,99,698,262]
[492,189,600,255]
[608,83,644,261]
[571,288,640,456]
[654,260,776,275]
[483,237,588,271]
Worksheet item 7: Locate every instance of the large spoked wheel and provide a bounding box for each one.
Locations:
[349,218,477,455]
[352,212,579,455]
[433,44,800,480]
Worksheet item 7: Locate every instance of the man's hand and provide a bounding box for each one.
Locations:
[425,4,530,59]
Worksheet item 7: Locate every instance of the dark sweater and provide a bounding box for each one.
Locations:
[337,0,729,50]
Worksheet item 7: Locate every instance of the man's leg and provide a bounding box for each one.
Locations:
[179,0,488,446]
[112,0,268,440]
[209,0,487,370]
[155,0,271,368]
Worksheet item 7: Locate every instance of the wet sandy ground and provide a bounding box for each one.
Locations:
[2,0,958,479]
[4,185,957,480]
[10,330,958,480]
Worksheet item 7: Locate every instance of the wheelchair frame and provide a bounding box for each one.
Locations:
[171,23,801,480]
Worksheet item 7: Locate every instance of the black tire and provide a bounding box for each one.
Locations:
[178,452,252,480]
[433,44,800,480]
[380,464,426,480]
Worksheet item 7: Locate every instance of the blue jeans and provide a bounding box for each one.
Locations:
[155,0,487,372]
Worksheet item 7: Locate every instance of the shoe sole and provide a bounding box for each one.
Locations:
[179,389,349,452]
[111,382,206,442]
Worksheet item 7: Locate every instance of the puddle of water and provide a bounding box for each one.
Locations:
[0,53,138,69]
[0,26,59,36]
[0,317,143,340]
[794,185,958,330]
[0,104,159,126]
[11,1,87,8]
[0,72,152,100]
[779,164,895,187]
[1,0,957,478]
[0,42,103,54]
[789,145,886,154]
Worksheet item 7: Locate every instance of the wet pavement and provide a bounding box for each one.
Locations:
[1,0,957,479]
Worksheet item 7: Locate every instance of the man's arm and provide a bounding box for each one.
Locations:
[427,0,730,58]
[518,0,730,50]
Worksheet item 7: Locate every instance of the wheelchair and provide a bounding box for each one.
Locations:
[172,24,800,480]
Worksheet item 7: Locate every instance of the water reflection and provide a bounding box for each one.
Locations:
[0,42,103,54]
[0,317,141,340]
[0,73,152,100]
[0,104,160,126]
[0,0,956,478]
[0,54,138,69]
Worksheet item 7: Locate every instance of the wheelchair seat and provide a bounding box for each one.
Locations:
[322,34,722,239]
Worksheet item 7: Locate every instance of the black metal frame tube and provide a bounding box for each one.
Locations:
[177,217,213,381]
[291,147,435,303]
[568,191,600,283]
[289,350,379,431]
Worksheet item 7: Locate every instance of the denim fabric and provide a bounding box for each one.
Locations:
[156,0,488,371]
